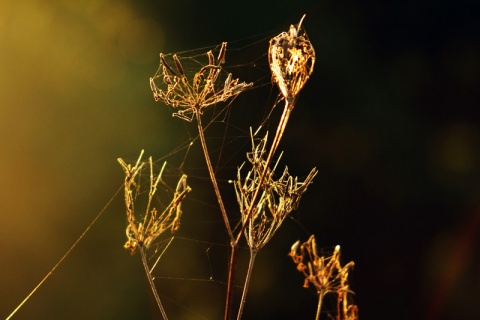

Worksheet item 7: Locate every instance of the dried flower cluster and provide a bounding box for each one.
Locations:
[150,42,253,121]
[269,14,315,104]
[118,150,191,254]
[289,235,358,320]
[234,132,318,251]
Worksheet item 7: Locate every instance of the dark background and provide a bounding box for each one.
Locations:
[1,0,479,319]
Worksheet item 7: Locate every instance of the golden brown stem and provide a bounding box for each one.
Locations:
[195,111,234,241]
[236,248,257,320]
[139,246,169,320]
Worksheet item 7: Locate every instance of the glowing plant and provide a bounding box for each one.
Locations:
[289,235,358,320]
[118,150,191,318]
[234,131,318,318]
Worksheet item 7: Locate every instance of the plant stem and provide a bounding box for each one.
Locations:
[195,111,237,320]
[195,111,234,241]
[236,248,257,320]
[269,99,293,159]
[224,243,237,320]
[315,290,326,320]
[140,246,168,320]
[229,99,294,319]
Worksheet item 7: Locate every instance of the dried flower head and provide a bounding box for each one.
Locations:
[234,132,318,251]
[118,150,191,254]
[289,235,358,320]
[269,14,315,103]
[150,42,253,121]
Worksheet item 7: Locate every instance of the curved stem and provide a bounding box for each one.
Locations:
[236,249,257,320]
[196,111,234,242]
[140,246,168,320]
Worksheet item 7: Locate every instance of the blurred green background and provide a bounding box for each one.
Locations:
[1,0,480,319]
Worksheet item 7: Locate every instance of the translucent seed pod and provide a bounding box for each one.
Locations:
[268,14,315,103]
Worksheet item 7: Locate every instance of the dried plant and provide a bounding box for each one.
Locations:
[289,235,358,320]
[234,131,318,318]
[225,17,318,318]
[150,42,253,122]
[118,149,191,319]
[235,14,316,244]
[150,42,255,319]
[5,14,357,320]
[269,14,316,104]
[266,13,315,157]
[118,149,191,253]
[150,42,253,245]
[235,132,318,252]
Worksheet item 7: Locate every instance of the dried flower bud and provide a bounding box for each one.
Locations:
[268,14,315,103]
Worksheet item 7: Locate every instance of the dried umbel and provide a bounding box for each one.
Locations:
[150,42,253,121]
[234,132,318,251]
[233,131,318,320]
[289,235,358,320]
[118,150,191,254]
[269,14,315,103]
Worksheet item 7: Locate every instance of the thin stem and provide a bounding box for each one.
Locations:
[269,99,293,158]
[224,243,237,320]
[139,246,168,320]
[195,111,234,242]
[315,290,326,320]
[236,248,257,320]
[195,111,237,320]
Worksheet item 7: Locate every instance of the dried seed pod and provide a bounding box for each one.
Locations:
[269,14,315,103]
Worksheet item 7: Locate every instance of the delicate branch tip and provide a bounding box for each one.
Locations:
[296,14,307,35]
[173,54,184,75]
[218,42,227,65]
